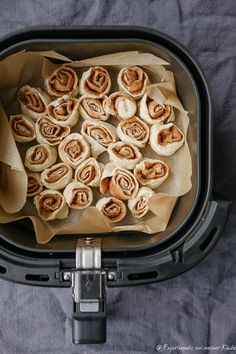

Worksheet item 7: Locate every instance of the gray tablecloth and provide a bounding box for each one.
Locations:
[0,1,236,353]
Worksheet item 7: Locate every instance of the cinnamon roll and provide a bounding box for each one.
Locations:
[74,157,104,187]
[107,141,142,170]
[45,66,79,97]
[34,190,69,221]
[128,187,155,218]
[117,66,150,100]
[104,91,136,120]
[150,123,185,156]
[58,133,90,168]
[140,92,175,125]
[79,66,111,98]
[17,85,50,121]
[9,114,35,143]
[81,121,117,158]
[78,95,109,121]
[134,159,169,189]
[96,197,127,223]
[47,95,79,127]
[63,181,93,209]
[35,116,70,146]
[100,166,139,201]
[117,116,149,148]
[27,172,43,197]
[41,162,73,190]
[24,144,57,172]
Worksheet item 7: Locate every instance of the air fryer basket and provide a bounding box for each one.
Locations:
[0,27,230,344]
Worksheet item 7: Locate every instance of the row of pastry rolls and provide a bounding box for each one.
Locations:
[9,64,185,224]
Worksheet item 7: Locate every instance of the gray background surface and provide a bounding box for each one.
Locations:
[0,0,236,353]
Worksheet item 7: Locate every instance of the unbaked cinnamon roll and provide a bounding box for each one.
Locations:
[78,95,109,121]
[74,157,104,187]
[134,159,169,189]
[104,91,137,120]
[107,141,142,170]
[17,85,50,121]
[10,114,35,143]
[128,187,155,218]
[35,116,70,146]
[117,66,150,100]
[41,162,73,190]
[27,172,43,197]
[63,181,93,209]
[58,133,90,168]
[150,123,184,156]
[81,121,117,158]
[47,95,79,127]
[96,197,127,223]
[117,116,149,148]
[34,190,69,221]
[45,66,79,97]
[140,92,175,125]
[24,144,57,172]
[79,66,111,98]
[100,166,139,201]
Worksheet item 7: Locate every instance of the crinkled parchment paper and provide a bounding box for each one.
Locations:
[0,51,192,243]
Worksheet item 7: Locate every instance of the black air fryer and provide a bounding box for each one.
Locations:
[0,26,230,344]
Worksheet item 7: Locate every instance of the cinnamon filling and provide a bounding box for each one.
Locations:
[64,139,84,162]
[122,67,145,94]
[121,118,147,141]
[137,161,167,185]
[39,194,62,219]
[133,196,148,217]
[113,144,136,159]
[70,188,90,208]
[27,176,40,194]
[82,97,106,120]
[49,67,77,94]
[113,169,136,197]
[147,99,171,121]
[48,98,75,121]
[76,165,96,185]
[30,146,49,165]
[38,117,70,144]
[11,116,34,137]
[85,67,109,94]
[158,125,183,146]
[86,125,114,147]
[18,87,45,113]
[45,164,69,183]
[102,200,122,220]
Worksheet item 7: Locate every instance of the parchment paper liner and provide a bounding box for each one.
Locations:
[0,50,192,244]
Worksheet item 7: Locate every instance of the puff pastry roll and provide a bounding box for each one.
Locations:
[58,133,90,168]
[47,95,79,127]
[128,187,155,218]
[10,114,35,143]
[34,190,69,221]
[79,66,111,98]
[41,162,73,190]
[117,66,150,100]
[35,116,70,146]
[45,66,79,97]
[63,181,93,209]
[100,166,139,201]
[117,116,149,148]
[107,141,142,170]
[96,197,127,223]
[81,121,117,158]
[104,91,136,120]
[150,123,184,156]
[27,172,43,197]
[140,92,175,125]
[74,157,104,187]
[24,144,57,172]
[134,159,169,189]
[78,95,109,121]
[17,85,50,121]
